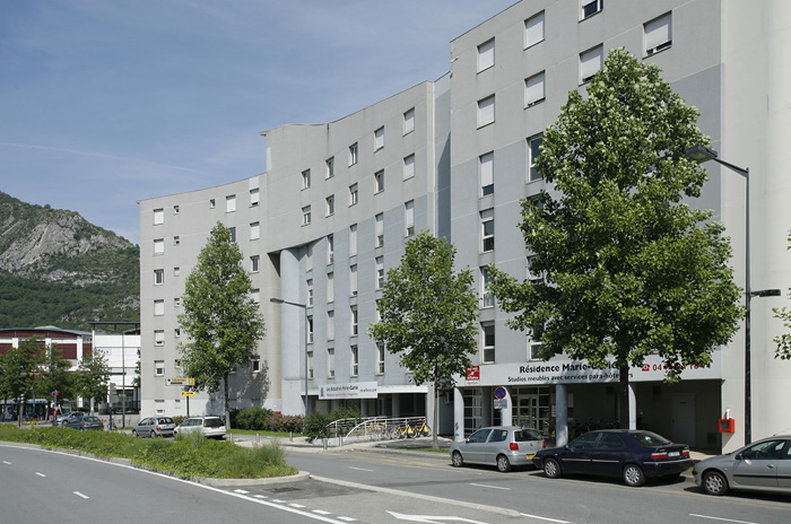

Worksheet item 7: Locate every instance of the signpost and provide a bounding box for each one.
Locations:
[166,378,195,386]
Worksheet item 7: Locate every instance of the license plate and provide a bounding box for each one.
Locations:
[526,454,535,459]
[668,451,680,457]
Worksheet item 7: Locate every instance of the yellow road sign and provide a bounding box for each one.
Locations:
[181,391,196,397]
[167,378,195,386]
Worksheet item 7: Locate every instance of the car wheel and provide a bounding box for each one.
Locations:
[543,458,561,479]
[623,464,645,487]
[451,451,464,467]
[132,429,138,437]
[496,454,512,473]
[702,470,729,496]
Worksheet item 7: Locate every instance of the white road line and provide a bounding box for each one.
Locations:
[690,514,759,524]
[73,491,90,500]
[348,466,373,472]
[35,472,47,477]
[289,503,306,508]
[233,489,250,494]
[519,513,571,524]
[313,510,332,515]
[337,518,357,522]
[469,482,511,491]
[272,498,286,503]
[2,461,11,465]
[254,494,267,499]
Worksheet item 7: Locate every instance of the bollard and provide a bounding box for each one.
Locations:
[289,431,293,441]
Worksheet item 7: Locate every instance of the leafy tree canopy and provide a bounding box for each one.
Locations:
[76,350,111,410]
[489,48,742,382]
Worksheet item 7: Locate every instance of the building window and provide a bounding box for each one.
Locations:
[528,341,542,361]
[174,297,181,308]
[307,279,313,307]
[173,235,180,246]
[580,44,603,83]
[174,266,180,276]
[349,224,358,256]
[477,38,495,72]
[376,342,385,374]
[326,157,334,179]
[403,153,415,180]
[250,221,260,240]
[580,0,603,20]
[209,198,216,209]
[327,272,334,303]
[301,169,311,190]
[349,143,359,166]
[350,345,359,377]
[226,194,236,213]
[527,255,544,284]
[154,269,164,285]
[482,323,495,363]
[154,330,164,346]
[327,310,335,340]
[154,238,164,255]
[325,195,335,217]
[376,256,384,290]
[349,183,359,206]
[524,11,545,48]
[302,206,312,226]
[173,204,180,215]
[374,126,385,151]
[153,208,164,225]
[374,170,384,193]
[350,305,358,336]
[251,255,260,272]
[154,299,164,316]
[375,213,384,248]
[525,71,545,107]
[307,315,314,343]
[645,12,672,56]
[481,267,494,308]
[404,200,414,237]
[327,234,334,265]
[174,327,181,337]
[479,151,494,196]
[251,288,260,304]
[403,107,415,135]
[327,348,335,378]
[154,361,165,376]
[477,95,495,128]
[250,188,259,207]
[307,351,314,379]
[252,359,261,373]
[350,265,358,296]
[306,243,313,271]
[376,299,382,322]
[481,209,494,252]
[528,135,543,182]
[229,228,236,243]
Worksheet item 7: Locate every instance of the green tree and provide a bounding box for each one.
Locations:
[773,230,791,359]
[488,48,742,427]
[369,232,478,448]
[0,339,38,426]
[76,350,111,413]
[178,223,265,430]
[35,343,74,406]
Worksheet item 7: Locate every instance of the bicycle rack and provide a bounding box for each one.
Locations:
[322,416,429,446]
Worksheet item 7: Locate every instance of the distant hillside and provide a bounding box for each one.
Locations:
[0,191,139,329]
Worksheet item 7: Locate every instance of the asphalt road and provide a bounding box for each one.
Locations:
[285,447,791,524]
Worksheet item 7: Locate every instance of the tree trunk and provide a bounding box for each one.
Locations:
[619,364,630,429]
[432,382,439,449]
[223,375,231,431]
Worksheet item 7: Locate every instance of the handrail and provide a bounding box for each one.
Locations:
[323,415,428,444]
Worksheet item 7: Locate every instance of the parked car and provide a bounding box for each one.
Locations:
[174,416,226,439]
[533,429,691,486]
[693,435,791,496]
[57,411,83,427]
[132,417,176,438]
[450,426,546,472]
[62,413,104,431]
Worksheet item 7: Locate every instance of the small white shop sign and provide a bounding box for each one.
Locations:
[319,381,378,400]
[464,351,722,387]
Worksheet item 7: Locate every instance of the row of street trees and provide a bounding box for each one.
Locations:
[0,339,110,423]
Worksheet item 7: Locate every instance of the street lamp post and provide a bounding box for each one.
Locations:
[686,145,780,444]
[270,297,309,417]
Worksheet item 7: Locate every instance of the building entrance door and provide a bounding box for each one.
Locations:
[463,388,483,437]
[512,387,551,435]
[672,393,696,445]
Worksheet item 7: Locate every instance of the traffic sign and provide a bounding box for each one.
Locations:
[493,386,507,399]
[167,377,195,386]
[181,391,196,397]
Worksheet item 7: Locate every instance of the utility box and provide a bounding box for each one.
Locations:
[718,418,735,433]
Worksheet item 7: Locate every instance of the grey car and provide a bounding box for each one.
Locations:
[133,416,176,437]
[62,413,104,431]
[693,435,791,495]
[450,426,546,472]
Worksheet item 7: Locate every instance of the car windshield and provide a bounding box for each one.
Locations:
[83,416,100,422]
[204,418,224,428]
[158,417,174,424]
[631,431,671,447]
[515,429,542,441]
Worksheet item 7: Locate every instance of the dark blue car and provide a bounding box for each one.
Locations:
[532,429,691,486]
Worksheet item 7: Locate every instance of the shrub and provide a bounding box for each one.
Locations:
[302,408,362,442]
[228,407,303,433]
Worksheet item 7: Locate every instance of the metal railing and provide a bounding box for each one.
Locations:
[322,416,429,446]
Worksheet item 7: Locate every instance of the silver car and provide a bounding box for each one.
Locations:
[693,435,791,495]
[174,416,226,439]
[132,416,176,437]
[450,426,546,472]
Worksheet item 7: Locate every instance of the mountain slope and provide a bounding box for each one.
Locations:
[0,191,139,329]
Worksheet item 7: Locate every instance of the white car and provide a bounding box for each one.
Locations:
[174,416,226,439]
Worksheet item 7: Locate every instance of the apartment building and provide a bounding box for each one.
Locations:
[139,1,791,452]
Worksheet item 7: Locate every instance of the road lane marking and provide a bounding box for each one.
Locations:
[273,498,286,503]
[35,472,46,477]
[73,491,90,499]
[290,503,306,508]
[469,483,511,491]
[690,515,759,524]
[254,494,267,499]
[313,510,332,515]
[519,513,571,524]
[233,489,250,494]
[2,461,11,465]
[349,466,373,472]
[337,518,356,522]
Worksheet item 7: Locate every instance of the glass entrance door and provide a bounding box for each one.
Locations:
[463,388,483,437]
[512,386,552,435]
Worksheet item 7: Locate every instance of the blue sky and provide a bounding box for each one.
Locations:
[0,0,515,244]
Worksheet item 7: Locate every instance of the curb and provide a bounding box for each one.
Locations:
[200,471,310,487]
[309,473,523,518]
